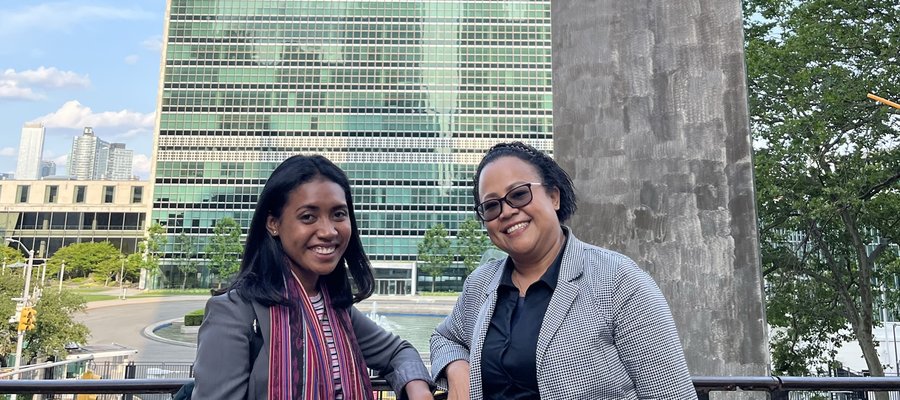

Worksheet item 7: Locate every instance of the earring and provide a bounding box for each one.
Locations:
[271,230,277,235]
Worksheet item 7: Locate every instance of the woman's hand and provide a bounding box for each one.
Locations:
[404,379,434,400]
[445,360,470,400]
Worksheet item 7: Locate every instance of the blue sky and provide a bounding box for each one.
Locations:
[0,1,166,179]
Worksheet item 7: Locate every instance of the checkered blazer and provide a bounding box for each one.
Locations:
[430,230,697,399]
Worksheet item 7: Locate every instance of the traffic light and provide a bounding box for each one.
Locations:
[17,307,37,331]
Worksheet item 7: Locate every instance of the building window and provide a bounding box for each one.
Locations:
[74,185,87,203]
[131,186,143,204]
[103,186,115,204]
[16,185,29,203]
[44,185,59,203]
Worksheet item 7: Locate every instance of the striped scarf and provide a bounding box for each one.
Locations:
[268,274,373,400]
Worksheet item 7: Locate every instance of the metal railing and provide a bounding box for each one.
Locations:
[0,377,898,399]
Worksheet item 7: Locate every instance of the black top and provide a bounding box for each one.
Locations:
[481,233,568,400]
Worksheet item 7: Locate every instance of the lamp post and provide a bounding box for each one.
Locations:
[119,256,127,300]
[893,323,900,376]
[5,238,34,382]
[58,260,65,293]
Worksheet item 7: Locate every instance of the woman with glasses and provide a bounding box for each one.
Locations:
[430,142,696,399]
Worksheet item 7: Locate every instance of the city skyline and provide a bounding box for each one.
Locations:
[0,1,165,179]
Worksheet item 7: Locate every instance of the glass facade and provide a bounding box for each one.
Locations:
[152,0,552,290]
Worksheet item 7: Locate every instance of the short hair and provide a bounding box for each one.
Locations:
[472,141,577,223]
[222,154,374,309]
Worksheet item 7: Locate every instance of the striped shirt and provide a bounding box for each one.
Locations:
[310,293,343,399]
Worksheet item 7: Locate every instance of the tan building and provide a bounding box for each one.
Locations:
[0,180,150,262]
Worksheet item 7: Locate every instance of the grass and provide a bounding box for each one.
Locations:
[63,283,212,303]
[80,294,119,302]
[417,291,461,297]
[134,288,212,297]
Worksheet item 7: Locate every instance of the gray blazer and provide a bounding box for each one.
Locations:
[430,230,697,399]
[192,291,431,399]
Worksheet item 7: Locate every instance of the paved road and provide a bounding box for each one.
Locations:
[74,295,455,363]
[76,297,209,363]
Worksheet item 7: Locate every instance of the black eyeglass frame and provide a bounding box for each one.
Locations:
[474,182,544,222]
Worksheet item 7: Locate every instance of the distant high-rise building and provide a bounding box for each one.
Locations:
[105,143,133,180]
[69,127,111,180]
[15,123,45,180]
[40,161,56,178]
[151,0,552,292]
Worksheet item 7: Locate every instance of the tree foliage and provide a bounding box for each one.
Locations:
[143,222,167,285]
[205,217,243,285]
[175,233,199,290]
[0,246,25,268]
[417,223,453,292]
[456,218,491,276]
[744,0,900,377]
[27,289,90,363]
[0,273,88,366]
[46,242,122,284]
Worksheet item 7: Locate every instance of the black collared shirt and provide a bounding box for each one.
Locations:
[481,233,568,400]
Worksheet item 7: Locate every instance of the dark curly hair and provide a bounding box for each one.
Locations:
[473,141,577,223]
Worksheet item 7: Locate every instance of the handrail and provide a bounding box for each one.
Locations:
[0,355,96,379]
[1,376,900,395]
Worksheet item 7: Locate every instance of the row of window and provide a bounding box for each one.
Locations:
[8,185,143,204]
[6,211,146,231]
[169,14,550,23]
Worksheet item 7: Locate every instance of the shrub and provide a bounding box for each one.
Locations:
[183,309,205,326]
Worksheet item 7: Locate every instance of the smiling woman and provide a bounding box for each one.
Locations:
[191,154,434,400]
[430,142,697,400]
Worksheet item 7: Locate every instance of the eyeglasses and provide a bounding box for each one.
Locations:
[475,182,543,222]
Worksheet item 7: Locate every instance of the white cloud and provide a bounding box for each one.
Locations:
[50,154,68,167]
[0,147,16,157]
[124,55,140,64]
[0,81,43,101]
[0,3,153,36]
[30,100,155,130]
[2,67,90,89]
[133,154,152,177]
[141,36,162,51]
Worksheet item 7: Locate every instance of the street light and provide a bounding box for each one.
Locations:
[892,323,900,376]
[119,255,127,300]
[5,238,34,382]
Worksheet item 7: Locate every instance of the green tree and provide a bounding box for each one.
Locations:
[143,222,167,285]
[46,242,122,284]
[417,223,453,292]
[122,252,143,283]
[27,289,90,363]
[0,246,25,269]
[205,217,243,286]
[457,218,491,276]
[744,0,900,378]
[175,233,199,289]
[0,273,88,366]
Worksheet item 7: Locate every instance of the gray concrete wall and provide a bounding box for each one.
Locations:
[552,0,768,376]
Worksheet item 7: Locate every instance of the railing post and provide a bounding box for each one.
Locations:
[122,362,136,400]
[770,389,789,400]
[697,390,710,400]
[42,365,54,400]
